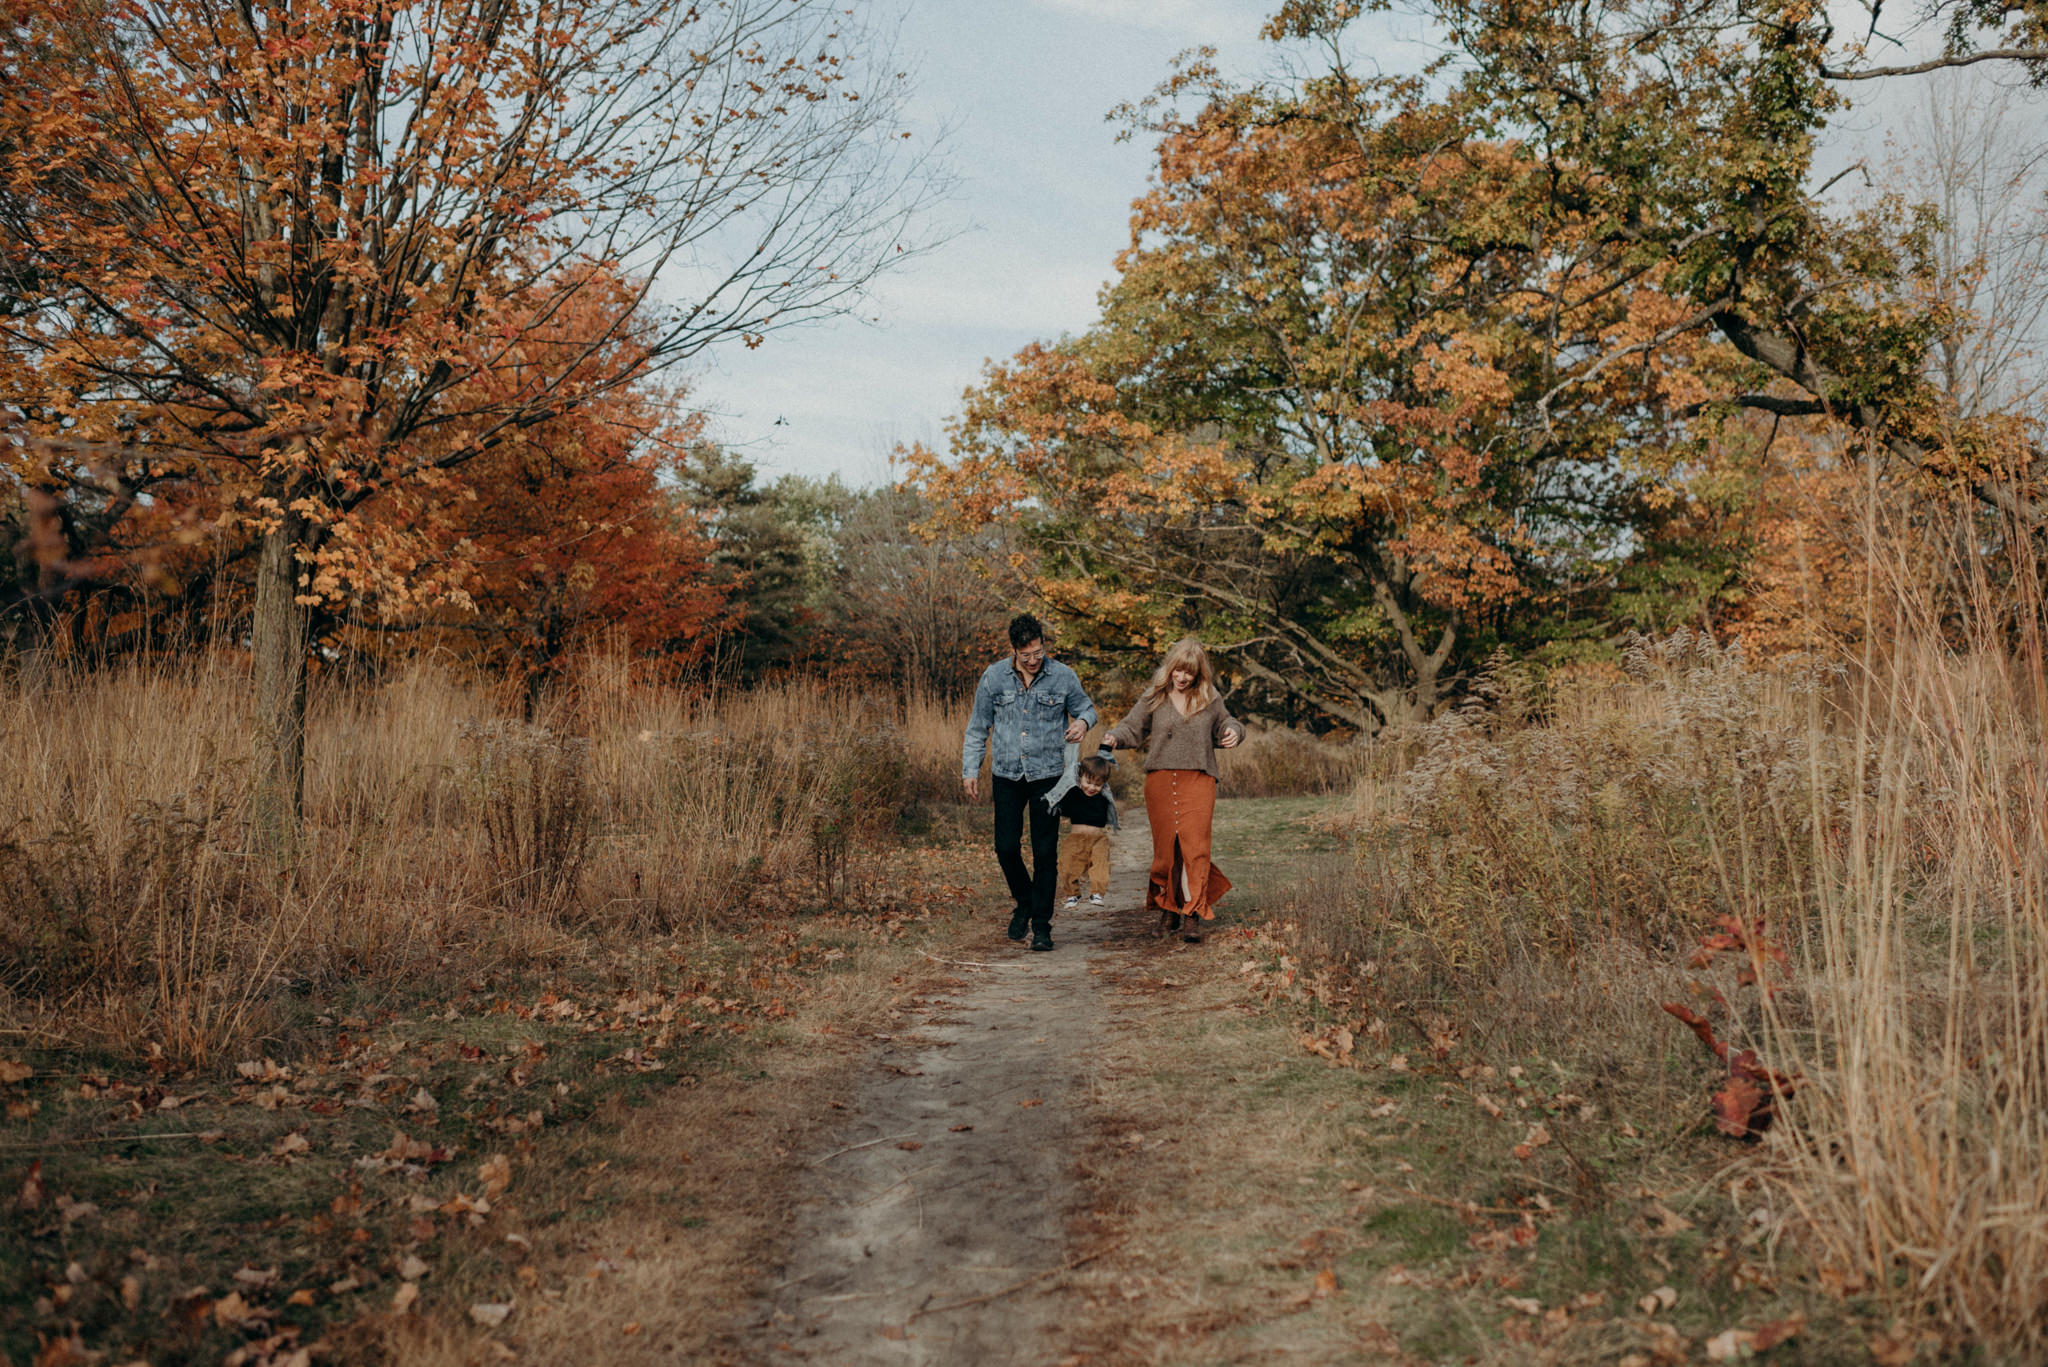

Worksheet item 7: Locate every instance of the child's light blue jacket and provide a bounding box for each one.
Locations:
[960,657,1097,783]
[1042,740,1119,829]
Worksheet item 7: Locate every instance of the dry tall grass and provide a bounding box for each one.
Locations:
[1326,503,2048,1357]
[0,654,938,1066]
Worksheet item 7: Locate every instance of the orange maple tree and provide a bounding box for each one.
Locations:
[0,0,931,851]
[910,78,1731,731]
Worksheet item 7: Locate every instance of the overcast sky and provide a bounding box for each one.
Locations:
[685,0,1376,487]
[688,2,2044,489]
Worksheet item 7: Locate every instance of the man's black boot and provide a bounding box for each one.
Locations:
[1030,930,1055,952]
[1007,909,1030,942]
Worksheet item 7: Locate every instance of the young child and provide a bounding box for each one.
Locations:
[1053,755,1116,908]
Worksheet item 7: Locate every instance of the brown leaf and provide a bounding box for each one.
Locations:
[392,1281,420,1313]
[1312,1266,1338,1298]
[271,1133,311,1159]
[469,1301,514,1327]
[1867,1324,1917,1367]
[1018,1098,1043,1108]
[1750,1314,1805,1351]
[478,1153,512,1200]
[1712,1075,1765,1138]
[895,1140,923,1151]
[948,1124,973,1132]
[0,1060,32,1085]
[17,1160,44,1210]
[211,1290,254,1329]
[1642,1201,1693,1236]
[54,1194,97,1227]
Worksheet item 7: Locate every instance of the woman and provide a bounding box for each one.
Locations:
[1104,636,1243,942]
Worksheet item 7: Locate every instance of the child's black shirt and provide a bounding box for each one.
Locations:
[1055,787,1113,827]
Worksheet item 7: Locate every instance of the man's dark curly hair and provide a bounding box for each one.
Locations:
[1008,613,1045,650]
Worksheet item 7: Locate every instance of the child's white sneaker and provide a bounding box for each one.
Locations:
[1064,895,1080,909]
[1088,893,1105,905]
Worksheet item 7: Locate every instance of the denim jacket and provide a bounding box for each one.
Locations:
[961,657,1097,783]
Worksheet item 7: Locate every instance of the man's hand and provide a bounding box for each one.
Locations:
[963,775,980,801]
[1064,718,1087,743]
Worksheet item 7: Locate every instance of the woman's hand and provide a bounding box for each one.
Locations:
[1219,725,1242,749]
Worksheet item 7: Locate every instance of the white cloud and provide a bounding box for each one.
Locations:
[1031,0,1260,44]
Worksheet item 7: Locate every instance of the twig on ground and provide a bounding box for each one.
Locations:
[917,950,1009,970]
[812,1133,919,1164]
[1398,1187,1545,1218]
[908,1239,1127,1320]
[0,1131,218,1151]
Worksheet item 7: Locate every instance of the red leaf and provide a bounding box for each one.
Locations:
[1711,1075,1764,1138]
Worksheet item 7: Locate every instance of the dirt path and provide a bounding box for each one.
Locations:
[741,835,1150,1364]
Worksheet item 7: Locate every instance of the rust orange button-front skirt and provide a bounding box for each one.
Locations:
[1142,769,1231,920]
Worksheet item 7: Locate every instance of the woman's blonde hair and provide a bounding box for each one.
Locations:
[1140,635,1219,713]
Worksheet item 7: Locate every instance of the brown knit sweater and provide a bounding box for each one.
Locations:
[1104,692,1243,778]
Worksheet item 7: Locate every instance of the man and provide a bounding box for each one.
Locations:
[961,613,1096,951]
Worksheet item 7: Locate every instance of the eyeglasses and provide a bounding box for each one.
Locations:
[1016,646,1046,665]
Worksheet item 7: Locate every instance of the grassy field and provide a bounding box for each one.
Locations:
[1,839,1001,1366]
[1065,795,1888,1367]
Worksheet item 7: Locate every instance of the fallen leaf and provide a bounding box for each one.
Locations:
[0,1060,31,1084]
[1751,1314,1805,1351]
[271,1133,310,1159]
[622,1322,642,1335]
[1313,1267,1338,1297]
[397,1254,429,1281]
[1512,1123,1552,1160]
[392,1282,419,1313]
[949,1124,973,1133]
[478,1153,512,1200]
[18,1160,44,1209]
[469,1301,514,1327]
[287,1289,316,1307]
[211,1290,253,1329]
[120,1275,141,1310]
[232,1265,278,1291]
[878,1324,911,1341]
[1638,1285,1678,1314]
[1642,1201,1693,1236]
[895,1140,923,1151]
[1019,1098,1043,1108]
[1502,1296,1542,1315]
[1867,1324,1916,1367]
[54,1194,98,1227]
[1705,1328,1755,1361]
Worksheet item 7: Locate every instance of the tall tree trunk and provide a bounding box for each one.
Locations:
[250,511,313,861]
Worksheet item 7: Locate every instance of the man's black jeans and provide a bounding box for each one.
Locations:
[991,774,1061,931]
